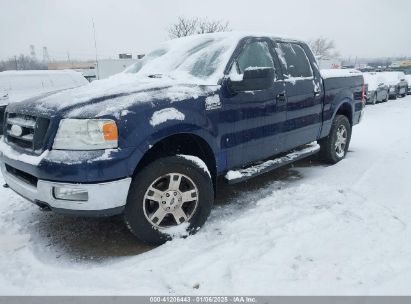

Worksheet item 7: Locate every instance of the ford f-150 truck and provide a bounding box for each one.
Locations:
[0,33,365,245]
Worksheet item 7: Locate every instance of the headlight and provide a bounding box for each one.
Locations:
[53,119,118,150]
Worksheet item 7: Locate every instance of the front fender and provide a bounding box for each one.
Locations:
[120,104,220,177]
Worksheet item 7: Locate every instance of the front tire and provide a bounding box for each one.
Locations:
[124,156,214,245]
[319,115,352,164]
[384,92,389,102]
[372,92,377,105]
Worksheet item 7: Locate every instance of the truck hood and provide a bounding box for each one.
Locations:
[6,73,216,118]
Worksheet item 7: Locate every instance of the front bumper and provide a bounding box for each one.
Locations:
[1,162,131,216]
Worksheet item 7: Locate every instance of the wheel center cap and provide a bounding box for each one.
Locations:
[160,190,182,211]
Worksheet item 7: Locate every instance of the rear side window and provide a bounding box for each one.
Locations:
[236,41,274,74]
[276,42,313,78]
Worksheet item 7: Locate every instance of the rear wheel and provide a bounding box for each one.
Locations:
[124,156,214,245]
[319,115,352,164]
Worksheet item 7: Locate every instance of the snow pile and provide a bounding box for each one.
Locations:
[150,108,185,127]
[159,222,190,238]
[321,69,362,79]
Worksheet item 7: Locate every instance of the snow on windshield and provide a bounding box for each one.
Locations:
[363,73,381,91]
[124,33,240,84]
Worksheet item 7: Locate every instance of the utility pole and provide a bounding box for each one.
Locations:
[30,45,36,59]
[92,18,100,80]
[42,47,50,63]
[14,56,18,70]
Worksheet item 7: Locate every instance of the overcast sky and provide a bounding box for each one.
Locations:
[1,0,410,61]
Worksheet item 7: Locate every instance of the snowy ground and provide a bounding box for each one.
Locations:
[1,96,411,295]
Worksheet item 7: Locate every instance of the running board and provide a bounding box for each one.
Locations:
[224,142,320,184]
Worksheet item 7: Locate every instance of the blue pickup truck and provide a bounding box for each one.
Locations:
[0,33,364,244]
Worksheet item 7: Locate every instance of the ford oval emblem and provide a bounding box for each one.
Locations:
[10,125,23,137]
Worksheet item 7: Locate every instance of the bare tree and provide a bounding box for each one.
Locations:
[197,18,230,34]
[168,17,198,39]
[308,37,339,59]
[168,16,231,39]
[0,54,47,72]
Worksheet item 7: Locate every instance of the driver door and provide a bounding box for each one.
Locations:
[218,38,287,169]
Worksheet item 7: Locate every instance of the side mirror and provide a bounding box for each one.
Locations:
[228,67,275,93]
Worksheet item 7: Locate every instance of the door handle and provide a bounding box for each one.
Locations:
[276,92,286,104]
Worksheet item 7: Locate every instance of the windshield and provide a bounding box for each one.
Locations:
[124,34,239,84]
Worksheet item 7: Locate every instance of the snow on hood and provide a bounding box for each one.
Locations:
[363,72,385,91]
[8,73,217,118]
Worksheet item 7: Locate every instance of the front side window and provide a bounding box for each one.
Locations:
[276,42,313,78]
[235,41,275,74]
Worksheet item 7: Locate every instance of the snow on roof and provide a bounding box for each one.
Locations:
[380,71,405,86]
[320,69,362,79]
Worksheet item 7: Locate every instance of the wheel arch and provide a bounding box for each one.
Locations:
[134,132,218,189]
[334,100,353,125]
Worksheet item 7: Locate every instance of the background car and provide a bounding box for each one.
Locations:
[0,70,88,134]
[381,71,408,99]
[405,74,411,95]
[363,72,389,104]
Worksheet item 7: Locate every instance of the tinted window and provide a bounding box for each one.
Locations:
[276,42,313,78]
[236,41,274,74]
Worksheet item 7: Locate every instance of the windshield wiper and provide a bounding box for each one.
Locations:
[148,74,163,78]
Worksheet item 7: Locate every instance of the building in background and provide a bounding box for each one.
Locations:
[48,54,139,81]
[317,56,342,69]
[48,61,96,81]
[96,57,137,79]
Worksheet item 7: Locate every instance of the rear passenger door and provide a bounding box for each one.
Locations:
[274,41,323,150]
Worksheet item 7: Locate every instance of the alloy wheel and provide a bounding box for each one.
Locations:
[335,125,348,158]
[143,173,199,228]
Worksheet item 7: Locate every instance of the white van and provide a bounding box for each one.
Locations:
[0,70,88,105]
[0,70,88,133]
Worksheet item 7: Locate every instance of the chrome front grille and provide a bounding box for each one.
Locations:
[5,112,50,153]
